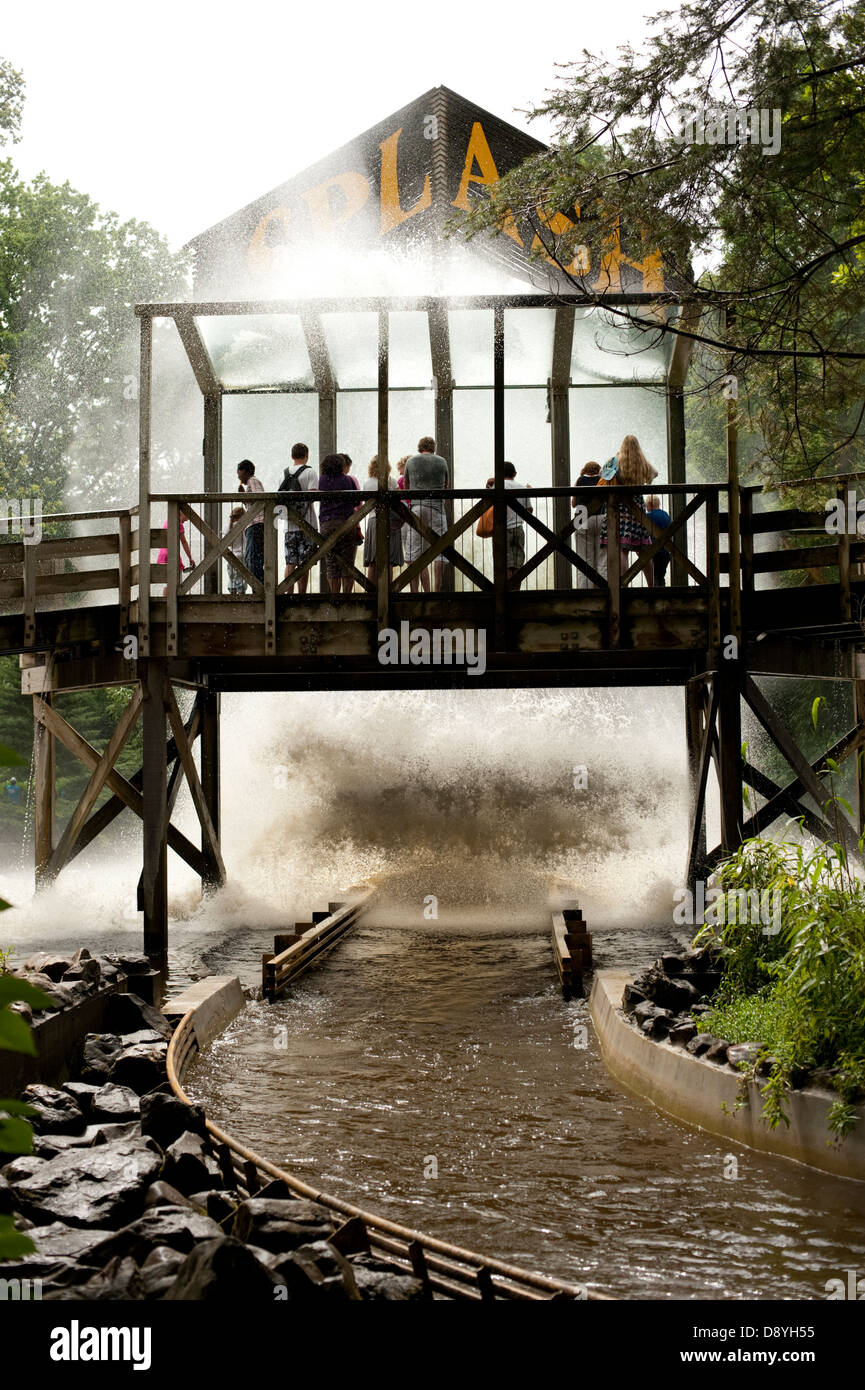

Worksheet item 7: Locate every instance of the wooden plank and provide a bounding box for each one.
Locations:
[606,498,621,649]
[181,500,263,597]
[705,492,721,656]
[141,663,169,962]
[22,546,36,647]
[391,497,491,593]
[175,310,220,397]
[166,500,179,657]
[33,693,55,885]
[493,306,506,650]
[276,497,376,595]
[686,681,719,886]
[119,513,132,629]
[838,481,852,622]
[43,685,143,882]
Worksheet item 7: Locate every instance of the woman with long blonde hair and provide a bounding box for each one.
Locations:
[597,435,658,581]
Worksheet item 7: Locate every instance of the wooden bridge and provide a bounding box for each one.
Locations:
[2,294,864,966]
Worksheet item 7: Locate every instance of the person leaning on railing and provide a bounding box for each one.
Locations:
[403,436,451,594]
[596,435,658,583]
[363,455,404,589]
[237,459,265,584]
[317,453,361,596]
[572,461,604,590]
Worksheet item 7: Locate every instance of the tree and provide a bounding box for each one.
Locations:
[458,0,865,484]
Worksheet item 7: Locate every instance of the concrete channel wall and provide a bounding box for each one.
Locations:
[162,976,246,1048]
[590,970,865,1183]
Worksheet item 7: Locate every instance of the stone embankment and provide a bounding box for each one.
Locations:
[0,951,424,1300]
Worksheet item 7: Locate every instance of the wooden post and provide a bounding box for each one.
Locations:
[428,301,454,595]
[716,668,743,855]
[666,390,687,586]
[377,310,390,626]
[837,478,852,622]
[166,499,179,657]
[141,662,169,967]
[263,499,276,654]
[685,679,707,889]
[705,491,721,662]
[551,307,575,591]
[855,680,865,844]
[200,688,221,886]
[492,306,506,650]
[724,309,742,645]
[119,511,132,630]
[138,314,153,656]
[606,498,621,648]
[203,393,222,597]
[33,693,55,887]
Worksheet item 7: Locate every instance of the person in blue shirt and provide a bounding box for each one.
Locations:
[5,776,21,804]
[645,494,671,586]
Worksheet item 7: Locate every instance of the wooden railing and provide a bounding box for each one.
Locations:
[3,480,865,651]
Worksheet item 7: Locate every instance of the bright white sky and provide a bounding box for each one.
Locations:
[2,0,664,249]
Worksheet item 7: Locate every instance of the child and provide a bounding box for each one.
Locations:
[226,505,248,594]
[156,509,194,597]
[645,493,672,586]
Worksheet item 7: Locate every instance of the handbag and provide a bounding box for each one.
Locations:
[476,505,494,537]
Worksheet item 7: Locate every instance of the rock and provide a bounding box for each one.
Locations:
[0,1175,12,1214]
[756,1053,778,1078]
[33,1130,101,1159]
[686,1033,717,1058]
[691,1002,713,1015]
[727,1043,763,1070]
[11,1136,162,1229]
[669,1022,698,1047]
[705,1038,732,1065]
[9,1000,33,1026]
[256,1178,292,1200]
[19,973,66,1011]
[270,1240,361,1301]
[633,1001,672,1028]
[350,1254,425,1301]
[89,1084,140,1122]
[80,1206,222,1267]
[1,1155,45,1185]
[232,1197,333,1253]
[649,972,701,1013]
[116,953,153,975]
[684,971,723,998]
[122,1029,170,1047]
[642,1013,673,1039]
[61,1082,100,1118]
[46,1254,144,1301]
[140,1092,207,1149]
[162,1132,220,1196]
[140,1244,185,1298]
[203,1191,239,1226]
[105,992,172,1040]
[144,1181,197,1211]
[13,1220,107,1264]
[108,1043,168,1094]
[92,956,122,983]
[660,953,688,976]
[162,1236,280,1300]
[621,984,646,1013]
[81,1033,125,1083]
[90,1121,143,1147]
[21,1084,86,1136]
[685,944,720,969]
[61,957,101,990]
[20,953,74,982]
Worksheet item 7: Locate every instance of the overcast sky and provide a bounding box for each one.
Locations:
[2,0,663,249]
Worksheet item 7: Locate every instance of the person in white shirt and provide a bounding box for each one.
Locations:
[277,442,317,593]
[503,461,533,585]
[237,459,265,583]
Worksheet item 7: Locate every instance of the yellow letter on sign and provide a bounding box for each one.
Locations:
[451,122,523,245]
[248,206,292,275]
[380,128,432,235]
[301,171,371,235]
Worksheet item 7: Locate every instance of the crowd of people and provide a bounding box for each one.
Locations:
[153,431,672,595]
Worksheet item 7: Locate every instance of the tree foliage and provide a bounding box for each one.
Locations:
[460,0,865,483]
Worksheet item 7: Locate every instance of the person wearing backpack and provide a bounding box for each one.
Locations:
[278,442,317,593]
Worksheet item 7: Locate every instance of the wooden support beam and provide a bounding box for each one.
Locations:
[300,310,337,458]
[550,307,575,591]
[377,310,390,626]
[203,393,223,597]
[33,692,55,886]
[743,675,858,860]
[42,686,143,883]
[684,678,708,890]
[200,689,221,859]
[493,306,506,650]
[141,663,169,965]
[165,683,226,887]
[175,310,220,397]
[138,314,153,655]
[71,700,202,864]
[717,668,743,854]
[686,680,719,888]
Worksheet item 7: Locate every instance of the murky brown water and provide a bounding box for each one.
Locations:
[188,918,865,1301]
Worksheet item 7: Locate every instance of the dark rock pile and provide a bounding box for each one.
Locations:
[620,946,745,1061]
[12,948,157,1021]
[1,1011,424,1301]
